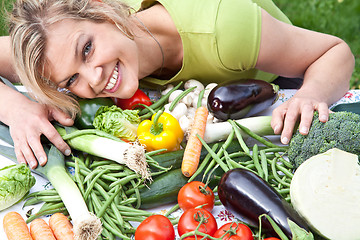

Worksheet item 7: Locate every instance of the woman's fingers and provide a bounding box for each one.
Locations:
[41,121,72,157]
[272,97,330,145]
[50,108,74,126]
[8,104,73,168]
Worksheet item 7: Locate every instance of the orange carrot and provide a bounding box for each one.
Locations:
[3,211,33,240]
[30,218,56,240]
[182,106,209,177]
[49,213,75,240]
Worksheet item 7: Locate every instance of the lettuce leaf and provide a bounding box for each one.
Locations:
[0,164,36,210]
[93,105,141,141]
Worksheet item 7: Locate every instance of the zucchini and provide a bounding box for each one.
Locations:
[138,167,224,209]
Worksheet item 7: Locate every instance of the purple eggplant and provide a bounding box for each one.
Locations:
[207,79,278,120]
[218,168,309,238]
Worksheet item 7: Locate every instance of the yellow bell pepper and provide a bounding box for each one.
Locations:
[137,111,184,152]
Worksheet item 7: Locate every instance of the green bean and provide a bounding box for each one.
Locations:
[224,152,250,160]
[234,121,279,148]
[102,214,130,240]
[275,152,294,169]
[62,128,123,142]
[165,204,180,217]
[189,143,219,182]
[229,120,250,155]
[132,179,143,208]
[251,144,264,178]
[25,189,58,198]
[139,81,183,116]
[25,202,67,223]
[84,167,109,183]
[202,130,234,179]
[260,150,269,181]
[202,128,236,178]
[96,185,123,218]
[197,89,205,108]
[169,86,197,111]
[23,195,62,207]
[88,159,115,168]
[223,150,234,170]
[145,148,167,156]
[109,173,143,189]
[145,155,170,171]
[94,164,125,172]
[244,163,256,170]
[106,171,132,178]
[270,157,290,187]
[74,156,85,196]
[197,134,229,172]
[83,168,109,200]
[227,159,258,175]
[101,227,115,240]
[263,147,289,153]
[266,158,294,179]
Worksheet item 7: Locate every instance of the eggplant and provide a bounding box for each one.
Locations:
[218,168,309,238]
[207,79,278,120]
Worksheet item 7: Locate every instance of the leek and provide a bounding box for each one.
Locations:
[0,123,102,240]
[203,116,275,143]
[56,125,150,179]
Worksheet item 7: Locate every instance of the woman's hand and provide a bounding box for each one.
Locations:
[0,86,73,169]
[271,92,329,145]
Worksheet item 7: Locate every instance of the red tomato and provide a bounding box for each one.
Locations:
[112,89,152,110]
[178,208,217,237]
[213,222,254,240]
[135,215,175,240]
[178,181,215,212]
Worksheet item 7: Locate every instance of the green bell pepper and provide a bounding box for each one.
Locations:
[74,98,114,129]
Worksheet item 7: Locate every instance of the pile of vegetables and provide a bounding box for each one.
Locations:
[2,78,360,240]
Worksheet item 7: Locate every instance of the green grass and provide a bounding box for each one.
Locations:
[1,0,360,88]
[273,0,360,89]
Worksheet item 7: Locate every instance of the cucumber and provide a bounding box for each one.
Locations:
[138,167,224,209]
[150,140,242,170]
[140,140,242,209]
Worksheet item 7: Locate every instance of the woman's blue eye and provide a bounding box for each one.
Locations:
[66,73,79,87]
[83,41,92,58]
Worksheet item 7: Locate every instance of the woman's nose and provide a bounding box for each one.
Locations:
[86,66,103,88]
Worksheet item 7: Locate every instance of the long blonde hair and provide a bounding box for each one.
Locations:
[8,0,133,118]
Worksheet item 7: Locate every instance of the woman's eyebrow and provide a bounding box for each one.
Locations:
[58,34,85,85]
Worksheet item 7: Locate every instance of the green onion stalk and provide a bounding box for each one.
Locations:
[56,125,150,179]
[0,124,102,240]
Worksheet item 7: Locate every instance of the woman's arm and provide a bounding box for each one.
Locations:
[256,9,355,144]
[0,36,73,168]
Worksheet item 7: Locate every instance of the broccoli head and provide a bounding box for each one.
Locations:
[288,111,360,168]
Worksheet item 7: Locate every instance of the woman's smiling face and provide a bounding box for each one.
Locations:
[44,18,139,99]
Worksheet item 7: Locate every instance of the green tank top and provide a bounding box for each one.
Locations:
[128,0,291,87]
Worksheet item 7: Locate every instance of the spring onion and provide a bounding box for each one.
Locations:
[56,125,150,179]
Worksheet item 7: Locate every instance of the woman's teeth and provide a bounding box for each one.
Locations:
[105,65,119,90]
